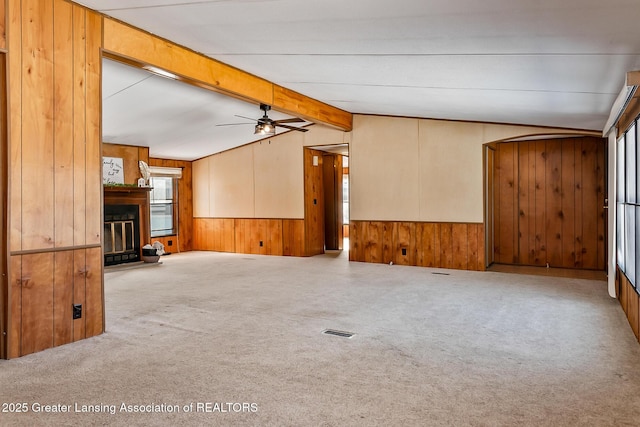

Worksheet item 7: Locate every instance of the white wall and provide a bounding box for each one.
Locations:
[193,125,347,219]
[350,114,598,223]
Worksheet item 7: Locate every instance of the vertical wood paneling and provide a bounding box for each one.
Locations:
[496,143,517,263]
[72,248,86,342]
[476,224,485,271]
[534,140,547,266]
[382,222,394,264]
[349,221,361,261]
[545,139,563,266]
[452,223,468,269]
[53,251,73,347]
[84,247,103,338]
[581,139,598,269]
[149,158,193,252]
[21,252,54,356]
[84,10,102,246]
[283,219,304,256]
[365,221,381,263]
[595,141,606,271]
[467,224,479,271]
[8,0,21,253]
[350,221,485,271]
[53,1,74,248]
[21,0,55,250]
[561,139,576,268]
[267,219,283,256]
[417,223,436,267]
[440,223,454,269]
[8,256,21,358]
[518,142,534,265]
[72,4,87,247]
[304,149,324,256]
[628,287,639,340]
[0,0,5,49]
[495,138,605,270]
[6,0,105,358]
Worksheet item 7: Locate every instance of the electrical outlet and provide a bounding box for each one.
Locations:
[402,248,407,256]
[259,241,263,247]
[73,304,82,320]
[168,240,173,246]
[313,199,317,205]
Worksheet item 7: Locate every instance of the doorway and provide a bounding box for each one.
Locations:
[305,144,349,254]
[490,136,607,270]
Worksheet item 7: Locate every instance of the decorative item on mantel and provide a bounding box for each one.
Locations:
[139,160,151,187]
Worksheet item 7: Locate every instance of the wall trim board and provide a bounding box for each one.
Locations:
[10,243,101,256]
[349,220,485,271]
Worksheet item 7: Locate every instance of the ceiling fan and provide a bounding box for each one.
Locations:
[217,103,309,135]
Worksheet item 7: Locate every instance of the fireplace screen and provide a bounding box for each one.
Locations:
[104,204,140,266]
[104,221,135,254]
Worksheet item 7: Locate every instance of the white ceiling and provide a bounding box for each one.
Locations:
[84,0,640,160]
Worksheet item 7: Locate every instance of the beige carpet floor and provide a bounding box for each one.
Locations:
[1,250,639,426]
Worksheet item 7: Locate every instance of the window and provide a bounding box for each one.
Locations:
[150,176,176,237]
[616,120,640,289]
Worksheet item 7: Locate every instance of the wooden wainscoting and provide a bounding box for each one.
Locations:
[193,218,307,257]
[8,248,103,358]
[617,269,640,342]
[350,221,485,271]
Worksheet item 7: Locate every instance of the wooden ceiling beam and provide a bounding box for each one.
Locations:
[102,17,352,131]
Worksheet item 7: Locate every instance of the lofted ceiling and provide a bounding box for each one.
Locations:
[83,0,640,160]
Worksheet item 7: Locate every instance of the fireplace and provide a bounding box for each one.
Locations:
[104,205,140,266]
[103,186,152,266]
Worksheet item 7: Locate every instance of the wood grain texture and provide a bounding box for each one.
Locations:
[0,53,6,359]
[85,10,102,246]
[73,248,86,342]
[102,144,144,185]
[283,219,305,256]
[350,221,485,271]
[8,0,22,253]
[21,0,55,251]
[102,18,352,131]
[84,247,103,338]
[8,255,21,358]
[0,0,5,49]
[149,158,193,252]
[304,149,325,256]
[618,270,639,342]
[53,250,73,347]
[494,138,605,270]
[53,0,74,248]
[21,252,54,356]
[72,4,87,247]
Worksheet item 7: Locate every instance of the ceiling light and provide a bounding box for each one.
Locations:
[254,123,275,135]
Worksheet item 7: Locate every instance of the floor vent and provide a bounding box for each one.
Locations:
[432,272,450,276]
[323,329,354,338]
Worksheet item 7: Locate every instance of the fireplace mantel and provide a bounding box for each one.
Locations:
[104,186,152,264]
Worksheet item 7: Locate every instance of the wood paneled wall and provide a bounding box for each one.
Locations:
[617,269,640,343]
[149,158,193,252]
[193,218,306,257]
[495,137,606,269]
[350,221,485,271]
[1,53,7,359]
[5,0,104,358]
[304,148,325,256]
[102,143,149,185]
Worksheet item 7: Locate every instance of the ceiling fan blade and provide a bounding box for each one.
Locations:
[216,122,254,127]
[276,123,309,132]
[234,114,258,121]
[274,118,305,124]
